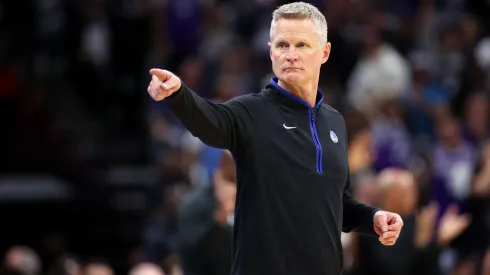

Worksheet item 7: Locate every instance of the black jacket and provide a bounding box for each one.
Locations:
[165,77,379,275]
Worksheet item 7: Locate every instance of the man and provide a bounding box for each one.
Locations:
[147,2,403,275]
[177,151,236,275]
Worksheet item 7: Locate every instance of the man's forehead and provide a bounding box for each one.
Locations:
[272,19,318,41]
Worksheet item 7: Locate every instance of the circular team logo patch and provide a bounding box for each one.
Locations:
[330,131,338,143]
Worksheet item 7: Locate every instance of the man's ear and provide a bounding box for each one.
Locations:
[322,42,331,64]
[268,42,272,61]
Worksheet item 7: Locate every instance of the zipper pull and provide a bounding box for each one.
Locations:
[311,109,315,121]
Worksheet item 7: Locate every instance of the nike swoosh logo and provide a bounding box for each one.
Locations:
[283,123,297,129]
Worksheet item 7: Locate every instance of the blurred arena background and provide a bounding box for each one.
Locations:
[2,0,490,274]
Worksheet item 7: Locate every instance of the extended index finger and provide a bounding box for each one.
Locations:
[149,68,171,81]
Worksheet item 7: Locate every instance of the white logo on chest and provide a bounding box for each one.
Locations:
[330,131,338,143]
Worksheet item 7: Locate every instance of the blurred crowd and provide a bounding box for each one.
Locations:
[2,0,490,274]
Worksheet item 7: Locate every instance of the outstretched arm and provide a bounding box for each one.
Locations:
[148,69,254,150]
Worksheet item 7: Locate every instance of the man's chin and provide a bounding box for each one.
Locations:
[282,72,302,83]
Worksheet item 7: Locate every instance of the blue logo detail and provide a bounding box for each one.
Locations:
[330,131,338,143]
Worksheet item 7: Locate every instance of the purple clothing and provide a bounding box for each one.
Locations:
[432,142,476,219]
[386,0,418,17]
[371,118,413,172]
[166,0,203,55]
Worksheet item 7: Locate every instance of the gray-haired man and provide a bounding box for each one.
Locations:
[147,2,403,275]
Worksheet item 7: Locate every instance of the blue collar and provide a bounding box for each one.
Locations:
[268,77,324,110]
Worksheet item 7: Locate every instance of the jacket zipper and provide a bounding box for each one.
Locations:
[309,108,323,174]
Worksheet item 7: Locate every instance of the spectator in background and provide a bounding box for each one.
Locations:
[347,19,410,115]
[177,151,236,275]
[474,36,490,90]
[129,263,165,275]
[402,50,444,145]
[347,127,374,175]
[141,185,189,275]
[462,92,489,148]
[460,15,481,56]
[83,260,113,275]
[451,141,490,272]
[431,113,476,221]
[371,97,414,172]
[431,25,465,97]
[3,246,41,275]
[354,168,470,275]
[48,254,82,275]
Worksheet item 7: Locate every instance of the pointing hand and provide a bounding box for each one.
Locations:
[148,69,182,101]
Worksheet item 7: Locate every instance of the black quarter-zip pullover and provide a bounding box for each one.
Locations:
[165,77,379,275]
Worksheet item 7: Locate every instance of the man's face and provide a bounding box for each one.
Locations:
[269,18,330,85]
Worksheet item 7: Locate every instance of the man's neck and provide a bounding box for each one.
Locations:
[278,79,318,108]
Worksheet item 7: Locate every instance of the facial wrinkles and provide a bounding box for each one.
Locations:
[274,20,318,48]
[273,33,318,72]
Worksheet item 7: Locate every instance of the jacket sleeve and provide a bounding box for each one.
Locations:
[342,173,380,236]
[164,82,254,151]
[341,124,379,236]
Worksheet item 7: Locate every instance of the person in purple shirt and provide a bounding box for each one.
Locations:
[431,114,476,221]
[371,99,414,172]
[461,92,490,148]
[165,0,205,69]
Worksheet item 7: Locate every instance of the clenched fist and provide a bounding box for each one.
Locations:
[147,69,182,101]
[373,210,404,246]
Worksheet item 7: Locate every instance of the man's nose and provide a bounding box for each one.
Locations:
[286,47,299,62]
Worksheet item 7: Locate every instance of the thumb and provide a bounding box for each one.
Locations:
[149,68,172,81]
[376,213,388,232]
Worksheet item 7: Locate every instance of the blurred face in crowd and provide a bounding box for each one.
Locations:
[353,174,379,206]
[381,98,404,119]
[361,23,381,52]
[4,246,41,275]
[378,169,418,216]
[178,56,203,90]
[437,116,462,148]
[215,74,237,102]
[465,93,488,140]
[214,151,237,217]
[129,263,164,275]
[269,18,330,87]
[461,16,480,47]
[84,263,113,275]
[440,28,462,53]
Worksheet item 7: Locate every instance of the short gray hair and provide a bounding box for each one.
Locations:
[270,2,328,46]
